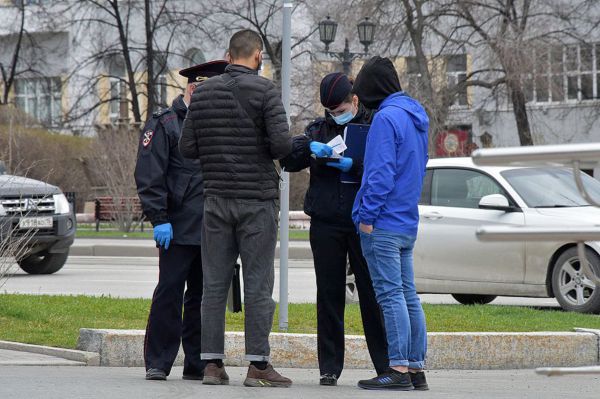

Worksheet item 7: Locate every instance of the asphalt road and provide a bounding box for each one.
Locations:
[1,256,562,308]
[1,366,598,399]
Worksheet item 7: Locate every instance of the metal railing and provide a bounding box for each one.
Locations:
[471,142,600,376]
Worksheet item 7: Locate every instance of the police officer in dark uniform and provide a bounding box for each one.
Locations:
[134,60,228,381]
[280,72,389,386]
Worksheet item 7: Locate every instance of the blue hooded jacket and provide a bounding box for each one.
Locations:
[352,92,429,235]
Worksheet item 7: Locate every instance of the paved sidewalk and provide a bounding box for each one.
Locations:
[0,349,84,366]
[71,238,312,258]
[1,366,598,399]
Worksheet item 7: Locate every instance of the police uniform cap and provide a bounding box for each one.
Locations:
[179,60,229,83]
[320,72,353,110]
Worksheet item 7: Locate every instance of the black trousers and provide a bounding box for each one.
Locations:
[310,219,389,377]
[144,244,205,376]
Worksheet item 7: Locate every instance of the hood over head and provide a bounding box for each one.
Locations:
[352,56,401,110]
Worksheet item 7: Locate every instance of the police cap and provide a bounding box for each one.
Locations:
[179,60,229,83]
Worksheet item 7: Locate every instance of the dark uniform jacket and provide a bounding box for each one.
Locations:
[179,64,292,200]
[134,95,204,246]
[280,105,373,228]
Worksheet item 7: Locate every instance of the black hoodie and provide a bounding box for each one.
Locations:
[352,56,402,110]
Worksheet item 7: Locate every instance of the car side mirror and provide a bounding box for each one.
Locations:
[479,194,513,212]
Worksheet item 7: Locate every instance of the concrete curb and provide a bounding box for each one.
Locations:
[76,329,599,370]
[70,242,313,259]
[0,340,100,366]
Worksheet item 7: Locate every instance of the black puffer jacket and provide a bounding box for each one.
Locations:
[179,64,292,200]
[280,105,373,228]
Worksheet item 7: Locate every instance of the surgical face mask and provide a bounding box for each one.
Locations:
[331,110,355,125]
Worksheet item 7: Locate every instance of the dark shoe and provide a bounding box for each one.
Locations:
[202,362,229,385]
[244,364,292,387]
[182,373,204,381]
[410,371,429,390]
[357,368,413,391]
[320,373,337,386]
[145,368,167,381]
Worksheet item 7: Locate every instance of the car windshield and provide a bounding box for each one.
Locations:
[501,167,600,208]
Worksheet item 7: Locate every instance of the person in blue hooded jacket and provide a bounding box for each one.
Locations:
[351,56,430,391]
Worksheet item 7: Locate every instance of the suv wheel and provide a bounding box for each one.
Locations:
[451,294,497,305]
[18,250,69,275]
[552,247,600,313]
[345,259,359,304]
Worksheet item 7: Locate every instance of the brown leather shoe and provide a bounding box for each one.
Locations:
[202,362,229,385]
[243,364,292,388]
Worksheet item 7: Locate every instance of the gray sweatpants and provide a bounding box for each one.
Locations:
[200,196,278,362]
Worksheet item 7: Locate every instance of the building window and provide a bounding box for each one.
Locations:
[446,54,468,106]
[525,43,599,104]
[108,55,126,122]
[184,48,206,67]
[154,53,168,109]
[406,56,422,96]
[12,0,49,5]
[14,77,62,127]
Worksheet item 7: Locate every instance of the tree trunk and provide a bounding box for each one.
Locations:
[2,4,25,104]
[507,80,534,146]
[111,1,142,123]
[144,0,156,115]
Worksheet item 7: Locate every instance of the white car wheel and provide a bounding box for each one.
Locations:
[552,247,600,313]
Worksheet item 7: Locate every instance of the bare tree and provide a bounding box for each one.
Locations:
[0,219,35,289]
[89,124,141,232]
[58,0,206,125]
[441,0,600,146]
[198,0,317,87]
[0,3,26,105]
[0,3,46,106]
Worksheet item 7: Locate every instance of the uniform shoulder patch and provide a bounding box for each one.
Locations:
[142,130,154,148]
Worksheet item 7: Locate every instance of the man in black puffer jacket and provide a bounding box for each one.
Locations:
[280,72,388,386]
[179,29,292,388]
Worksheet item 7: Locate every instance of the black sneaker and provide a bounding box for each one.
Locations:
[319,374,337,386]
[357,369,413,391]
[409,371,429,390]
[145,368,167,381]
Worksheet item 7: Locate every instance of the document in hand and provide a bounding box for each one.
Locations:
[341,123,370,183]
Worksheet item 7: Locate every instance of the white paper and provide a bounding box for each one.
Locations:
[327,135,347,158]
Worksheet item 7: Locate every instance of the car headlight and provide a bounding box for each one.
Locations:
[53,194,71,215]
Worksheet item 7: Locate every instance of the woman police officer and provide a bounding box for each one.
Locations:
[280,72,388,386]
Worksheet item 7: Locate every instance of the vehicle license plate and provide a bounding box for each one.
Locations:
[18,217,53,229]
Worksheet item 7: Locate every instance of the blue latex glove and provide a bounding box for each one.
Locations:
[310,141,333,158]
[327,157,353,172]
[153,223,173,250]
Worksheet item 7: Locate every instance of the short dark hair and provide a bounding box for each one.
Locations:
[228,29,263,59]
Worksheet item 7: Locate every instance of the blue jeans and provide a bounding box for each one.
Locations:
[360,228,427,369]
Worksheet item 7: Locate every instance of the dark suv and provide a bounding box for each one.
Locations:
[0,164,76,274]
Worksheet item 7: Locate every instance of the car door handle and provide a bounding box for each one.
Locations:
[422,212,444,220]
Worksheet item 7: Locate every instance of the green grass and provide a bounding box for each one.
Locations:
[1,294,599,349]
[75,228,310,240]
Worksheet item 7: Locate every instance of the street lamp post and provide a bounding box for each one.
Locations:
[318,16,376,75]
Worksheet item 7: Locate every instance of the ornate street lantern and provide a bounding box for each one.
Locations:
[357,17,376,53]
[319,15,338,52]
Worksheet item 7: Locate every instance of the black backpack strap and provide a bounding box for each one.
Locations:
[221,73,262,132]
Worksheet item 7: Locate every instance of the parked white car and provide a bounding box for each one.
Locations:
[413,157,600,313]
